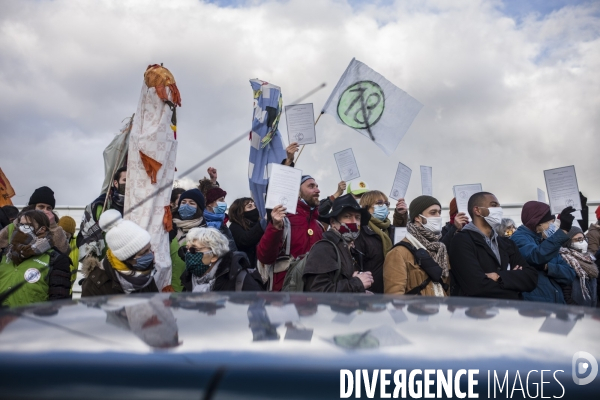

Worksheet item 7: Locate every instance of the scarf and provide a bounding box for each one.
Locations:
[110,189,125,212]
[7,230,52,266]
[368,217,393,255]
[106,249,155,293]
[406,222,449,279]
[191,259,221,292]
[204,210,225,229]
[172,217,204,244]
[559,247,599,301]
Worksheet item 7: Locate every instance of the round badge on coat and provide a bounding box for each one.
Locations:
[308,229,314,236]
[24,268,41,284]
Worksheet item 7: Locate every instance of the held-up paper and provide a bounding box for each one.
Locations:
[453,184,483,215]
[265,164,302,215]
[334,148,360,182]
[420,166,432,196]
[389,162,412,200]
[544,166,582,215]
[537,188,546,203]
[285,103,316,145]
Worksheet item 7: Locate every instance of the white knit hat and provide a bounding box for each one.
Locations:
[99,209,151,261]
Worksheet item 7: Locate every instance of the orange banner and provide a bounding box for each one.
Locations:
[0,168,15,207]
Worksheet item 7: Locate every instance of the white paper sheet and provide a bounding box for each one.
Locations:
[285,103,316,145]
[393,227,407,245]
[544,166,582,214]
[389,162,412,200]
[537,188,546,203]
[334,148,360,182]
[453,184,483,215]
[420,166,432,196]
[265,304,300,325]
[265,164,302,215]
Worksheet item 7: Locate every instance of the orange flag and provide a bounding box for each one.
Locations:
[0,168,15,207]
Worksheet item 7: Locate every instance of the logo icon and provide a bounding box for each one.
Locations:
[337,81,385,140]
[24,268,41,284]
[572,351,598,385]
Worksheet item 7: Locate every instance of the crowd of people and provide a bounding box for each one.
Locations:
[0,161,599,309]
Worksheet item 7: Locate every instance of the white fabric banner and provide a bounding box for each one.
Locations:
[322,58,423,155]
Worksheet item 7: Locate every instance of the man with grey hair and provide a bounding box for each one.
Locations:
[180,227,264,292]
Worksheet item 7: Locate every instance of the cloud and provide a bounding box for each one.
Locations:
[0,0,598,211]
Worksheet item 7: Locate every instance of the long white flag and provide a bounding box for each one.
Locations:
[322,58,423,155]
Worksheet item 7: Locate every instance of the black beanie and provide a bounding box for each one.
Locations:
[178,189,206,211]
[28,186,55,209]
[409,195,441,222]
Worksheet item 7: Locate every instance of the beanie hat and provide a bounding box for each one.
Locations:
[301,175,314,185]
[521,201,553,232]
[58,216,77,236]
[177,188,206,211]
[409,196,442,222]
[29,186,55,209]
[595,205,600,221]
[205,187,227,206]
[99,209,151,261]
[567,226,584,240]
[347,181,370,196]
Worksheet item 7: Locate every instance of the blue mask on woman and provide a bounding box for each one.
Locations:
[131,252,154,271]
[213,201,227,215]
[543,223,557,238]
[372,204,389,221]
[178,204,197,220]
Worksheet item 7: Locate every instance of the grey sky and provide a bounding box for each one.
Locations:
[1,0,598,210]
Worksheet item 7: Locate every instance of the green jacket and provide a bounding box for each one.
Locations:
[170,236,186,292]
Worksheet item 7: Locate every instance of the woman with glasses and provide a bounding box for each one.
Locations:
[559,226,598,307]
[81,209,158,297]
[179,227,264,292]
[228,198,266,269]
[0,210,72,306]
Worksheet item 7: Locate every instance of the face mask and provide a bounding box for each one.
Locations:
[572,241,588,253]
[543,223,557,238]
[244,208,260,223]
[178,204,197,220]
[18,224,35,235]
[185,251,212,276]
[420,215,443,234]
[131,252,154,271]
[372,205,389,221]
[214,202,227,215]
[117,183,126,195]
[483,207,503,229]
[337,222,360,241]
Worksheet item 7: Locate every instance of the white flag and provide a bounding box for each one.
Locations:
[322,58,423,155]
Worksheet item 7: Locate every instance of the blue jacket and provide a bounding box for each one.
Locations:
[510,225,576,304]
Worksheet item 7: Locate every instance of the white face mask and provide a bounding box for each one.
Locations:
[483,207,503,229]
[419,215,443,234]
[572,241,588,253]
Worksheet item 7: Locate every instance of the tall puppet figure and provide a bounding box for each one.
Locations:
[125,64,181,291]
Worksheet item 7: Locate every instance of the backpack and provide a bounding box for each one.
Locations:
[392,241,447,295]
[281,239,342,292]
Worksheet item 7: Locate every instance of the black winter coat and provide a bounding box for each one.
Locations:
[441,222,458,255]
[449,229,538,299]
[180,251,265,292]
[81,258,159,297]
[229,220,265,269]
[353,224,391,294]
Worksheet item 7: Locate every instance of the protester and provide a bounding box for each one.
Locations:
[346,180,370,201]
[383,195,450,296]
[450,192,537,299]
[179,227,264,292]
[0,187,69,255]
[169,187,186,214]
[353,190,394,293]
[169,189,207,292]
[0,210,72,307]
[303,194,373,293]
[496,218,516,238]
[58,216,79,288]
[203,186,237,251]
[77,167,127,268]
[0,205,18,230]
[81,209,158,296]
[559,226,598,307]
[256,175,324,291]
[587,205,600,254]
[228,197,266,269]
[440,198,469,250]
[510,201,577,304]
[317,181,347,216]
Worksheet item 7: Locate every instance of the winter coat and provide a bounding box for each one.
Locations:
[303,231,365,293]
[392,210,408,227]
[587,223,600,255]
[353,223,393,293]
[510,225,576,304]
[0,221,69,255]
[441,223,459,255]
[449,229,538,299]
[168,217,207,293]
[81,258,159,297]
[383,239,450,296]
[229,219,266,269]
[180,251,265,292]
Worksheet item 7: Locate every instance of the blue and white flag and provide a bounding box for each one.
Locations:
[248,79,287,217]
[322,58,424,155]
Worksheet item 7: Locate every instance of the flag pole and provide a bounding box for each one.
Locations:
[295,111,323,164]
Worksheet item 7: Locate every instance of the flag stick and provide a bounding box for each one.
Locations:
[294,111,324,164]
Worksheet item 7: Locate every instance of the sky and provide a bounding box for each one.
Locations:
[1,0,599,209]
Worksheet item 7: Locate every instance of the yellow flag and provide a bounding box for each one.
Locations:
[0,168,15,207]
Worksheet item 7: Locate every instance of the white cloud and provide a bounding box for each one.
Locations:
[0,0,598,213]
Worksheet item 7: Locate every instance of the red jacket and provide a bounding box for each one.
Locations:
[257,200,324,290]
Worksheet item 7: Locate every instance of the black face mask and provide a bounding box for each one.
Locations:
[244,208,260,223]
[117,183,126,195]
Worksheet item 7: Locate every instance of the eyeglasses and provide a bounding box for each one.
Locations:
[374,201,390,207]
[184,247,213,255]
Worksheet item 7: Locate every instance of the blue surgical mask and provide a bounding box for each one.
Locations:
[214,201,227,215]
[178,204,197,220]
[131,251,154,271]
[372,205,389,221]
[543,223,557,238]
